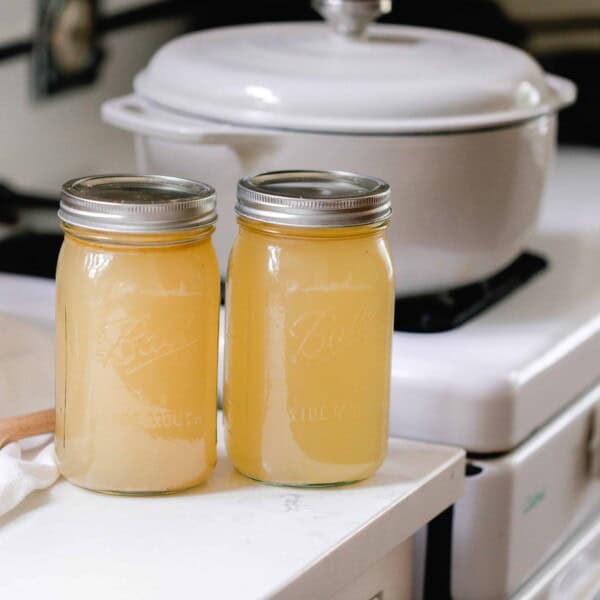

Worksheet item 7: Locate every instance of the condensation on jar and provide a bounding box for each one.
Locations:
[224,170,395,487]
[55,175,220,494]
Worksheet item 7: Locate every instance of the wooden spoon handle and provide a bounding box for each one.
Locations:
[0,408,55,449]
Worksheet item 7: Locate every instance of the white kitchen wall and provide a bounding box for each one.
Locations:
[0,4,36,41]
[0,1,187,195]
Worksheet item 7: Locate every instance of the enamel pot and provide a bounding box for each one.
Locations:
[102,0,576,295]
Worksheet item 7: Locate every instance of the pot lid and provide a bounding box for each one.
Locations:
[134,13,575,134]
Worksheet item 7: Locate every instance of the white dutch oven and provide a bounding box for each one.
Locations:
[102,0,576,295]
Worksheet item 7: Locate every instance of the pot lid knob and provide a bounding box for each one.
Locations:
[312,0,392,37]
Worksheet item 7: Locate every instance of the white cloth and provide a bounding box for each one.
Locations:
[0,437,59,517]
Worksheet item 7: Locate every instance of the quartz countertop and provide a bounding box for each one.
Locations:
[1,413,463,600]
[0,272,464,600]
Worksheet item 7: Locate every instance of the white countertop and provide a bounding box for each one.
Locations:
[1,415,463,600]
[0,272,464,600]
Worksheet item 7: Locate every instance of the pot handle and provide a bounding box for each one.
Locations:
[101,95,274,144]
[545,74,577,111]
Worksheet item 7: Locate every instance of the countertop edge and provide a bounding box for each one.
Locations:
[271,447,466,600]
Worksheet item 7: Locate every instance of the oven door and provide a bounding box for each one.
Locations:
[513,512,600,599]
[451,382,600,600]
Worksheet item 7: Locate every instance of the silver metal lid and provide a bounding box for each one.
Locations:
[236,170,391,228]
[59,174,217,233]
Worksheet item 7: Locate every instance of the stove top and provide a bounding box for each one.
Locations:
[390,150,600,453]
[394,252,547,333]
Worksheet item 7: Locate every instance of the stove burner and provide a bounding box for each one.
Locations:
[0,232,63,279]
[394,252,547,333]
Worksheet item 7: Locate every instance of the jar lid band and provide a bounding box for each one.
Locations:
[236,170,391,228]
[59,175,217,234]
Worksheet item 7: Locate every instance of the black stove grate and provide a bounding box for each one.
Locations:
[394,252,548,334]
[0,232,63,279]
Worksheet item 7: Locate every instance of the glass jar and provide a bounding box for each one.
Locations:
[55,175,220,494]
[224,170,395,486]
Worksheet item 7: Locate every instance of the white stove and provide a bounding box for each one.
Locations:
[215,149,600,599]
[394,149,600,599]
[390,192,600,454]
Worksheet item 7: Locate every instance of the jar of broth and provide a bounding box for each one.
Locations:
[55,175,220,494]
[224,170,394,486]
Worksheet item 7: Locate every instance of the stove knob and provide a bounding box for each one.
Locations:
[49,0,95,75]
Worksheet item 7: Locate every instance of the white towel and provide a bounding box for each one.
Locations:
[0,436,59,517]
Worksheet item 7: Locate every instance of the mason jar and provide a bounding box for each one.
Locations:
[55,175,220,494]
[224,170,395,486]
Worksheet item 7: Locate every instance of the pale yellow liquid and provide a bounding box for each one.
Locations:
[224,221,395,486]
[55,228,220,494]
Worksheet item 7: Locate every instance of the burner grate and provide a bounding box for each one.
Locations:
[394,252,547,333]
